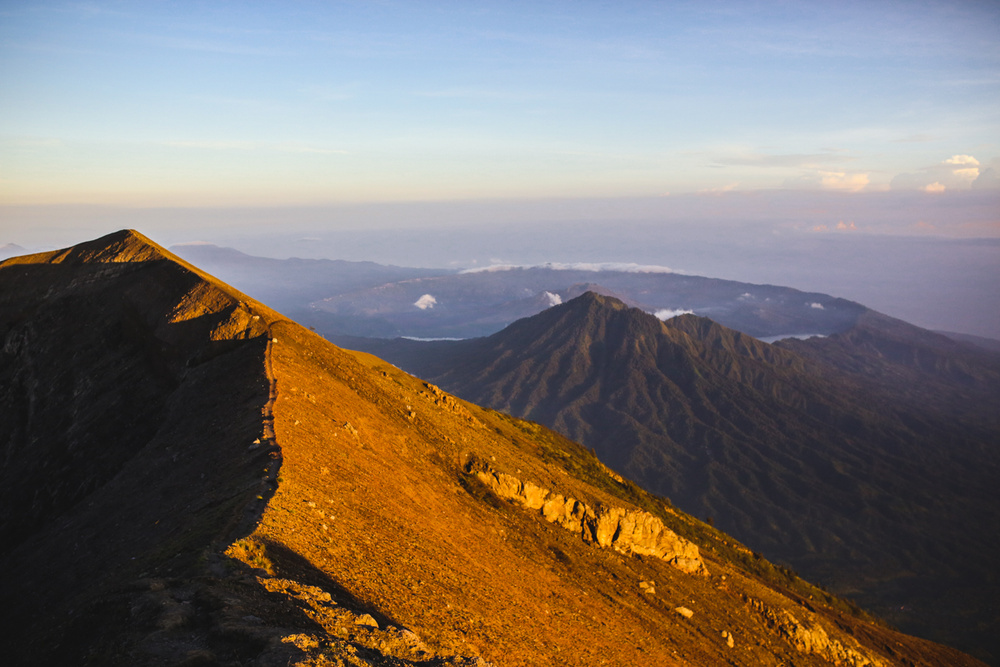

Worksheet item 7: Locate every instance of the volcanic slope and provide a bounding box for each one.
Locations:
[338,292,1000,663]
[0,232,983,666]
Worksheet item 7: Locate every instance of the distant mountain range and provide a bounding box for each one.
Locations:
[0,242,27,260]
[170,243,871,341]
[336,292,1000,662]
[169,242,444,317]
[5,231,987,665]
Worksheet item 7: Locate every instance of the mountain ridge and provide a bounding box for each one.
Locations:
[0,232,988,666]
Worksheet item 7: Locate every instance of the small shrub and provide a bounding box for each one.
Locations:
[226,537,275,575]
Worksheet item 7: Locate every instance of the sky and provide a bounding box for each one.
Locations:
[1,1,999,336]
[1,0,998,206]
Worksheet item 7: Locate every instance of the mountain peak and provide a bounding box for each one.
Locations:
[0,242,28,260]
[64,229,168,264]
[486,290,666,355]
[0,229,174,268]
[565,289,630,311]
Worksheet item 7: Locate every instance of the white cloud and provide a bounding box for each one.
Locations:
[654,308,694,320]
[460,262,677,274]
[401,336,465,341]
[163,140,255,151]
[543,291,562,307]
[301,83,358,101]
[819,171,870,192]
[697,183,740,195]
[891,134,936,143]
[944,155,979,166]
[714,152,850,168]
[276,144,349,155]
[160,140,347,155]
[784,169,869,192]
[758,333,828,343]
[892,155,983,191]
[414,294,437,310]
[808,302,825,309]
[413,87,537,101]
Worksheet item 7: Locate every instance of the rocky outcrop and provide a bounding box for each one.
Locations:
[467,460,707,575]
[419,382,483,428]
[745,595,889,667]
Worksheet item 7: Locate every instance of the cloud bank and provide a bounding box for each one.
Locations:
[891,154,992,192]
[653,308,694,320]
[460,262,677,274]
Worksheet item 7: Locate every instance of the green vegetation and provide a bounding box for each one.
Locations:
[457,470,512,514]
[493,408,877,622]
[227,537,275,575]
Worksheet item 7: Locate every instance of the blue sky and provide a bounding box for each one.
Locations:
[2,0,999,208]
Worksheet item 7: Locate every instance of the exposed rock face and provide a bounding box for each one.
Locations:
[419,381,483,428]
[746,595,889,667]
[468,459,708,575]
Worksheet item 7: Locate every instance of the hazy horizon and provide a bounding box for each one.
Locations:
[2,197,998,340]
[2,1,998,337]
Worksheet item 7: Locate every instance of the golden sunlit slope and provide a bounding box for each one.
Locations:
[0,231,984,666]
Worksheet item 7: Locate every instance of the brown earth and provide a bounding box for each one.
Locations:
[0,230,986,666]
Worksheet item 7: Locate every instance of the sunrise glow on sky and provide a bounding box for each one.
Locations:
[1,0,998,207]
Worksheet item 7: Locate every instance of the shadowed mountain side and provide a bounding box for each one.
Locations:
[939,330,1000,354]
[0,230,284,663]
[0,234,987,666]
[334,292,1000,663]
[775,310,1000,429]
